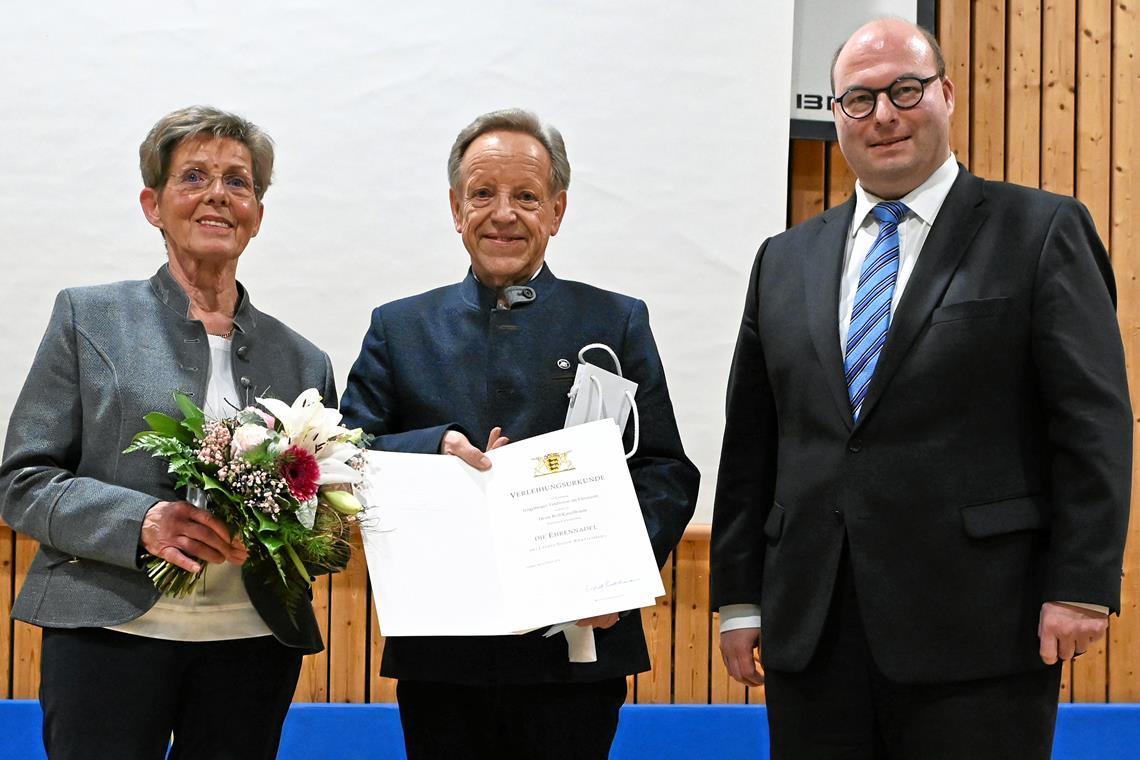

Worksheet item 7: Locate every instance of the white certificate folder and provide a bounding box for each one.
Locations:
[357,419,664,636]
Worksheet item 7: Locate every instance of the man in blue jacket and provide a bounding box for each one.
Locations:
[340,108,699,759]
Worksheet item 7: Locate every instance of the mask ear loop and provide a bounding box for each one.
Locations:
[578,343,622,377]
[622,390,639,459]
[588,374,605,421]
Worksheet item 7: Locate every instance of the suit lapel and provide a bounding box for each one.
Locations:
[854,168,989,425]
[805,196,857,431]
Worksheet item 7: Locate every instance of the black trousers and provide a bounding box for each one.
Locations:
[396,678,627,760]
[40,627,302,760]
[764,551,1062,760]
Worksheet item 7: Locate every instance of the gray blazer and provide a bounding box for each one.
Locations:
[0,264,336,652]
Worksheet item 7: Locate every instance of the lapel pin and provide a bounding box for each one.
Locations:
[557,358,571,370]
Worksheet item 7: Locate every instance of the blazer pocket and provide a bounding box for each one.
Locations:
[931,297,1011,325]
[764,503,785,542]
[960,495,1045,538]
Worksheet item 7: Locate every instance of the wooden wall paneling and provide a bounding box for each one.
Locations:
[672,539,710,704]
[635,555,673,704]
[826,143,855,209]
[940,0,973,164]
[293,574,330,702]
[0,527,12,699]
[1005,0,1041,187]
[1109,0,1140,703]
[971,0,1007,179]
[747,674,767,705]
[1076,0,1113,236]
[328,529,369,703]
[788,141,825,227]
[368,599,397,703]
[709,611,748,704]
[1071,623,1109,702]
[1040,0,1076,193]
[11,535,39,699]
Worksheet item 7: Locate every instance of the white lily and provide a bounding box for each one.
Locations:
[257,390,364,485]
[316,441,364,485]
[257,389,324,440]
[258,389,345,453]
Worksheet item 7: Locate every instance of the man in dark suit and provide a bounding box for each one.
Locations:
[340,108,698,759]
[710,18,1130,759]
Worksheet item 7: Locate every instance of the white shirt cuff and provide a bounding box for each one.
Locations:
[1057,601,1110,616]
[718,604,762,632]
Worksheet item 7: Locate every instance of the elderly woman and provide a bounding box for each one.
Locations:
[0,106,334,759]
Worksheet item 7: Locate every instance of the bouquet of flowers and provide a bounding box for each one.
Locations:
[124,388,369,618]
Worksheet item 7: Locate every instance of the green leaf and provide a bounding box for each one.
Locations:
[174,392,206,438]
[200,473,238,501]
[254,508,277,529]
[143,412,184,438]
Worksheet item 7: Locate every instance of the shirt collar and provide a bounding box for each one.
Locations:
[850,153,960,237]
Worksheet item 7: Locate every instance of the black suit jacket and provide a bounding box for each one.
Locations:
[710,168,1131,684]
[341,265,699,684]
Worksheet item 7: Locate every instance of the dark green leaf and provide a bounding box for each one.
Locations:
[143,412,184,438]
[174,392,206,437]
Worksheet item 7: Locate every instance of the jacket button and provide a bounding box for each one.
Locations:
[236,345,248,359]
[833,507,843,521]
[240,377,252,388]
[848,439,862,453]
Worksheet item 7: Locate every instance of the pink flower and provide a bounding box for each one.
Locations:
[244,406,276,428]
[230,423,271,457]
[280,445,320,501]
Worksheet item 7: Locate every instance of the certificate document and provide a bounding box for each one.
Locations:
[357,419,664,636]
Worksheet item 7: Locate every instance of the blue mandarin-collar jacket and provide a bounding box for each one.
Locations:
[340,265,699,684]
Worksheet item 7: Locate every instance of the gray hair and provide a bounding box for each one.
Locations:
[830,21,946,94]
[139,105,275,200]
[447,109,571,195]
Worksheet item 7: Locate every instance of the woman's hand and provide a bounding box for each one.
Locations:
[141,500,248,574]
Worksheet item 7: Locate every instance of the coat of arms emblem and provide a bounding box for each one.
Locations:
[534,451,574,476]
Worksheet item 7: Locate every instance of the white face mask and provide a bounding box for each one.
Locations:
[563,343,639,459]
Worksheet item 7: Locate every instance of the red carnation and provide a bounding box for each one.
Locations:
[280,445,321,501]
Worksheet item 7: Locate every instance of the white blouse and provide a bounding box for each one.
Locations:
[109,334,272,641]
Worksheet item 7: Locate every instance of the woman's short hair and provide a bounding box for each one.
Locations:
[447,108,571,195]
[139,106,275,200]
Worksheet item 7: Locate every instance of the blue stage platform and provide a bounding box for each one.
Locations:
[1,700,1137,758]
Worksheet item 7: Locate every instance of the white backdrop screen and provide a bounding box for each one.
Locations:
[0,1,796,523]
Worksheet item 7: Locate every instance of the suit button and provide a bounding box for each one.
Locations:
[236,345,248,359]
[848,439,862,453]
[833,508,843,521]
[240,377,252,388]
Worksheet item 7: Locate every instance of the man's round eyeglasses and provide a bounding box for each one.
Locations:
[836,74,942,119]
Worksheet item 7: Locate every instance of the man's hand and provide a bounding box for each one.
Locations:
[721,627,764,687]
[141,500,247,574]
[576,613,620,629]
[440,426,510,470]
[1038,601,1109,664]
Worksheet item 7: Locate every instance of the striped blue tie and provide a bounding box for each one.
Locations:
[845,200,908,420]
